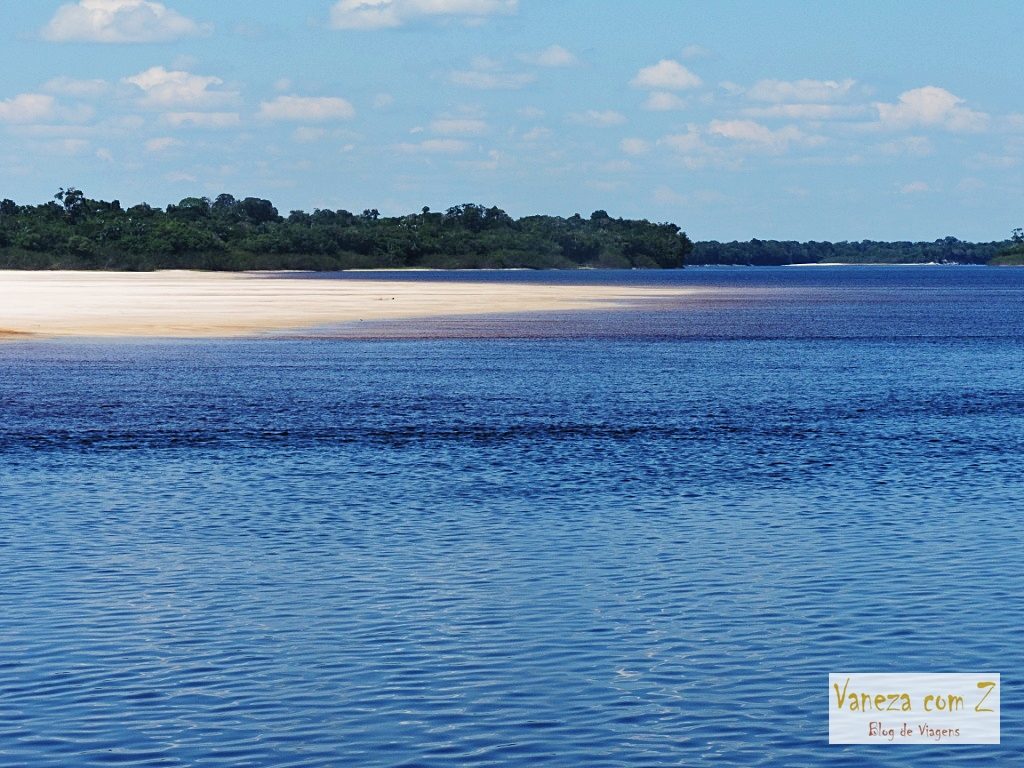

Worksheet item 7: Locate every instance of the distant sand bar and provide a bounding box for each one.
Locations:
[0,270,697,339]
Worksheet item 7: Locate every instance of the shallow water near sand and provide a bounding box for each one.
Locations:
[1,266,1023,766]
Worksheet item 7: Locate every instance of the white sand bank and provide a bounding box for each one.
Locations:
[0,270,692,339]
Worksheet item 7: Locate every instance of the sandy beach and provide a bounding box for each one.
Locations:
[0,270,693,339]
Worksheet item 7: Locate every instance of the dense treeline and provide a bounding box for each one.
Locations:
[0,189,692,271]
[3,188,1017,270]
[989,228,1024,265]
[692,237,1009,266]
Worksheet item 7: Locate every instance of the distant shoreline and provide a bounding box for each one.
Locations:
[687,262,989,267]
[783,262,975,267]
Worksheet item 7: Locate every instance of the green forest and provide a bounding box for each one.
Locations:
[988,228,1024,265]
[0,189,691,271]
[0,188,1019,270]
[691,237,1013,265]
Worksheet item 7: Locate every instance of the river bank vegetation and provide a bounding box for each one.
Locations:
[0,189,1018,270]
[0,189,691,271]
[691,237,1011,265]
[987,228,1024,265]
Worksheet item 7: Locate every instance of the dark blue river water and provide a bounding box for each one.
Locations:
[1,267,1022,766]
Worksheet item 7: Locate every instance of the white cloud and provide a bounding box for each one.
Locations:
[655,128,742,170]
[0,94,59,124]
[659,128,705,154]
[631,59,701,91]
[396,138,470,153]
[569,110,627,127]
[709,119,818,152]
[430,118,487,135]
[620,138,651,155]
[42,76,109,97]
[259,96,356,122]
[0,95,94,126]
[875,86,988,132]
[745,78,856,103]
[7,116,141,142]
[643,92,686,111]
[448,60,535,90]
[965,153,1019,170]
[659,120,823,166]
[518,44,577,67]
[741,104,868,120]
[162,111,241,128]
[42,0,208,43]
[899,181,930,194]
[144,136,182,152]
[330,0,401,29]
[330,0,517,30]
[373,93,395,109]
[124,67,236,108]
[458,148,503,171]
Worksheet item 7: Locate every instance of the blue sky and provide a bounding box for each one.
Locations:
[1,0,1022,241]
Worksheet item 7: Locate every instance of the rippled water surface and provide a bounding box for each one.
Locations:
[2,267,1023,766]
